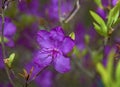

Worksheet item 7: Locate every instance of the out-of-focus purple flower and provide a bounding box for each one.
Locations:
[0,17,16,69]
[75,23,97,50]
[45,0,73,21]
[17,23,38,50]
[75,23,86,50]
[102,0,109,7]
[96,7,106,19]
[35,70,53,87]
[34,27,74,73]
[103,45,116,66]
[102,0,118,7]
[0,17,16,47]
[25,61,41,80]
[96,0,118,19]
[112,0,118,6]
[18,0,40,16]
[0,84,3,87]
[103,45,111,66]
[0,83,12,87]
[26,62,53,87]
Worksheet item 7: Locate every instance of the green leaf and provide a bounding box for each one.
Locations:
[94,0,103,8]
[69,32,75,40]
[90,11,106,28]
[106,49,115,77]
[0,37,8,43]
[4,53,15,68]
[84,34,90,44]
[90,11,107,37]
[96,63,108,85]
[93,22,107,37]
[81,49,87,57]
[92,51,103,63]
[107,1,120,28]
[115,61,120,81]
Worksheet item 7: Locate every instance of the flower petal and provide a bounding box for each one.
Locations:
[37,30,53,48]
[4,23,16,37]
[54,55,71,73]
[5,38,14,47]
[0,17,16,37]
[60,37,74,54]
[34,51,52,68]
[35,70,53,87]
[25,61,41,80]
[50,27,65,41]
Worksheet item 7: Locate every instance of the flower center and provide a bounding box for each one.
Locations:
[41,48,61,59]
[51,48,60,58]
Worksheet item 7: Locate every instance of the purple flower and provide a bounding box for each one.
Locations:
[0,17,16,69]
[75,24,86,50]
[0,17,16,47]
[35,70,53,87]
[17,23,38,50]
[25,61,41,80]
[96,7,106,19]
[102,0,118,6]
[96,0,118,20]
[45,0,73,21]
[103,45,116,66]
[112,0,118,6]
[34,27,74,73]
[0,83,12,87]
[18,0,40,16]
[75,23,96,50]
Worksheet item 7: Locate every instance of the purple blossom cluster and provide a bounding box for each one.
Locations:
[18,0,73,22]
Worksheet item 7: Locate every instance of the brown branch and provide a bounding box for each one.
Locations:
[63,0,80,23]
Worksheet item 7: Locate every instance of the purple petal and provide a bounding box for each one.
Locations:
[96,8,106,20]
[0,17,16,37]
[34,51,52,68]
[59,37,74,54]
[5,38,14,47]
[4,22,16,37]
[75,23,86,50]
[112,0,118,6]
[25,61,42,80]
[18,0,40,16]
[50,27,65,41]
[54,55,71,73]
[37,30,53,48]
[35,70,53,87]
[102,0,108,7]
[0,17,16,47]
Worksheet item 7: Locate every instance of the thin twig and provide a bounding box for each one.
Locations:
[58,0,62,23]
[63,0,80,23]
[25,80,28,87]
[28,66,48,84]
[1,0,15,86]
[73,58,94,78]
